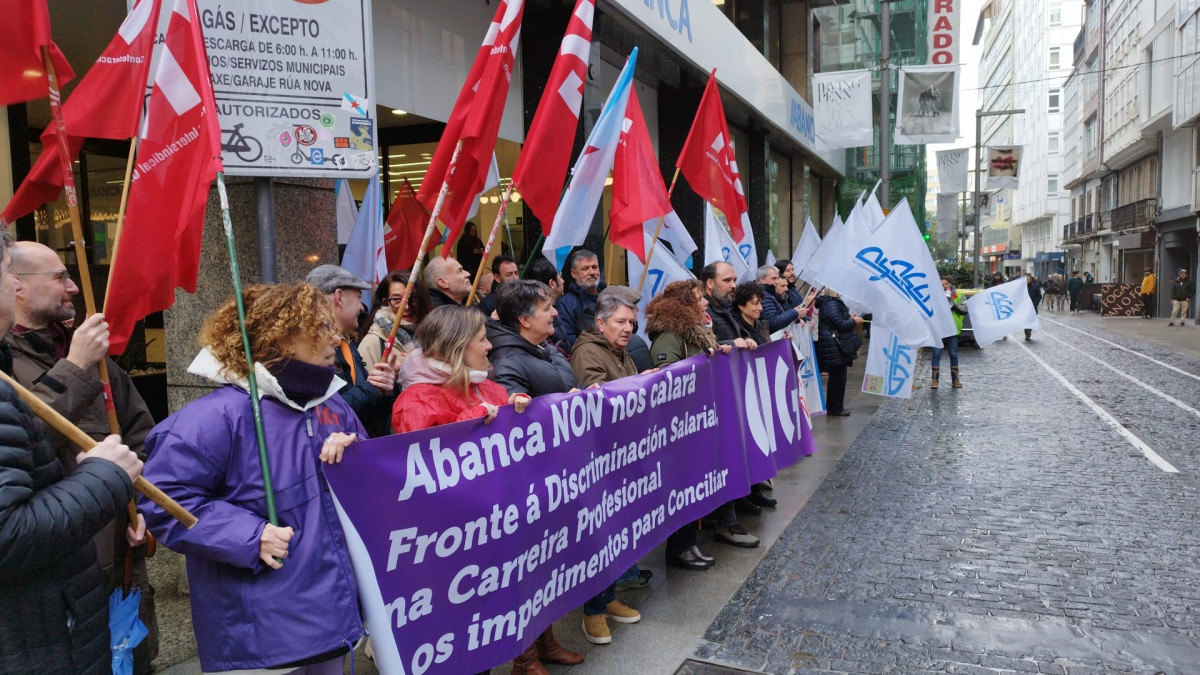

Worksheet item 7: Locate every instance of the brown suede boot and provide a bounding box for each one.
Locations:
[536,626,584,665]
[930,366,939,389]
[511,643,549,675]
[951,366,962,388]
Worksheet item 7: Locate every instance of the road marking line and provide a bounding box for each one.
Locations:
[1015,340,1179,473]
[1043,317,1200,383]
[1041,332,1200,421]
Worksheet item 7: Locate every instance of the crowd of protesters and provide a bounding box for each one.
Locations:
[0,231,859,675]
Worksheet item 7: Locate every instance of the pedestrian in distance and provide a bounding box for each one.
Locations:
[455,221,485,285]
[1168,268,1195,326]
[1051,273,1067,311]
[930,277,967,388]
[3,241,160,673]
[140,283,367,674]
[815,288,864,410]
[646,280,732,569]
[1140,268,1156,319]
[1067,271,1084,313]
[1024,273,1042,341]
[306,265,397,436]
[0,232,145,675]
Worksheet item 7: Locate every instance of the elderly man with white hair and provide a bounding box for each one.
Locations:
[756,264,810,334]
[423,256,473,308]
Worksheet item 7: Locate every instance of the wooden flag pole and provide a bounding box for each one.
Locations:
[215,173,281,536]
[103,137,138,304]
[381,141,463,363]
[0,369,197,528]
[466,183,513,307]
[41,47,140,525]
[635,167,681,293]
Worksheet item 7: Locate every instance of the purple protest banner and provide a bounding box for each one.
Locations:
[324,340,814,674]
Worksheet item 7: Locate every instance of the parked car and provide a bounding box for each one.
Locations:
[956,288,981,346]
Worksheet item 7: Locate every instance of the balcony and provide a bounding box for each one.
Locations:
[1072,28,1085,64]
[1062,214,1096,243]
[1107,198,1157,234]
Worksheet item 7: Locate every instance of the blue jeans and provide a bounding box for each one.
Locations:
[584,584,616,615]
[931,335,959,369]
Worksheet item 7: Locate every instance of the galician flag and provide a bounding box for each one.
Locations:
[542,48,638,269]
[965,277,1042,347]
[627,231,695,342]
[807,199,956,348]
[341,173,387,288]
[703,204,752,282]
[861,323,917,399]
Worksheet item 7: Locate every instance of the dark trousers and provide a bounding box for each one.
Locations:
[825,363,849,413]
[1142,293,1154,317]
[667,524,696,555]
[584,584,616,615]
[1069,291,1081,312]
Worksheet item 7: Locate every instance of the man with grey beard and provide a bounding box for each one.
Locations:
[555,249,605,349]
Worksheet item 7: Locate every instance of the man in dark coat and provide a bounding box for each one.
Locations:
[555,250,606,348]
[756,264,806,334]
[478,255,520,316]
[0,232,144,674]
[422,256,473,308]
[306,265,396,433]
[5,242,159,672]
[488,280,580,397]
[1067,271,1084,313]
[1024,273,1042,341]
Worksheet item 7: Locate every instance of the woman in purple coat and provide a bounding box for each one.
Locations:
[139,284,366,674]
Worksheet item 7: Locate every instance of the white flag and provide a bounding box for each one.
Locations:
[797,215,833,286]
[807,198,957,348]
[651,210,698,266]
[813,70,873,151]
[765,249,777,267]
[861,323,917,398]
[965,277,1042,347]
[936,149,969,193]
[735,212,759,280]
[628,231,696,342]
[790,321,825,415]
[335,179,358,245]
[703,204,753,282]
[466,154,501,221]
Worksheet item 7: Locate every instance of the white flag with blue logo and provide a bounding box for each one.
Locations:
[790,320,825,415]
[341,173,387,290]
[965,276,1041,347]
[808,198,956,348]
[628,231,695,342]
[861,323,917,399]
[734,211,758,279]
[792,217,822,281]
[703,204,753,282]
[542,48,638,270]
[651,210,698,267]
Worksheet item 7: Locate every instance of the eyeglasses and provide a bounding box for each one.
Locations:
[386,295,406,307]
[16,269,70,283]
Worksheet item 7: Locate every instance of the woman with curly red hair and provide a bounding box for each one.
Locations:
[139,283,366,674]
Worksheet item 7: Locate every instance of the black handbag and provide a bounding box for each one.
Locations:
[835,330,862,357]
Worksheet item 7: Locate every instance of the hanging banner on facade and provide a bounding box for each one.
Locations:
[894,66,959,145]
[937,193,958,242]
[191,0,377,177]
[974,191,996,216]
[986,146,1022,190]
[325,342,815,675]
[862,323,917,398]
[812,69,873,151]
[927,0,961,65]
[936,148,969,193]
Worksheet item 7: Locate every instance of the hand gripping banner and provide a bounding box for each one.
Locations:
[324,341,814,674]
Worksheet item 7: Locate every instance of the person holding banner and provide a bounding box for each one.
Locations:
[647,280,732,568]
[488,281,580,397]
[930,277,967,389]
[525,257,572,354]
[815,289,863,415]
[756,265,807,334]
[139,283,367,674]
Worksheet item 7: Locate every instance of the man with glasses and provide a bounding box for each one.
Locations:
[306,265,396,432]
[2,240,157,673]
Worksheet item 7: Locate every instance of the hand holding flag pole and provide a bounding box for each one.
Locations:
[382,141,464,363]
[40,45,141,525]
[0,369,197,528]
[466,183,514,307]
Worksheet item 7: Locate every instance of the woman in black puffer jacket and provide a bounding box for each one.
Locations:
[815,290,863,417]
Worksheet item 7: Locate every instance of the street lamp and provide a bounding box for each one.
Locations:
[973,108,1024,288]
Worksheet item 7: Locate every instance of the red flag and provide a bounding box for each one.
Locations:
[510,0,593,235]
[2,0,162,225]
[384,178,430,271]
[609,89,672,262]
[105,0,223,355]
[416,0,524,256]
[675,70,747,242]
[0,0,74,107]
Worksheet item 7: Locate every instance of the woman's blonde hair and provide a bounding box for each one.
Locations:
[200,283,338,380]
[413,305,488,393]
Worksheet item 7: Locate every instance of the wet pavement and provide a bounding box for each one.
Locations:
[691,310,1200,674]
